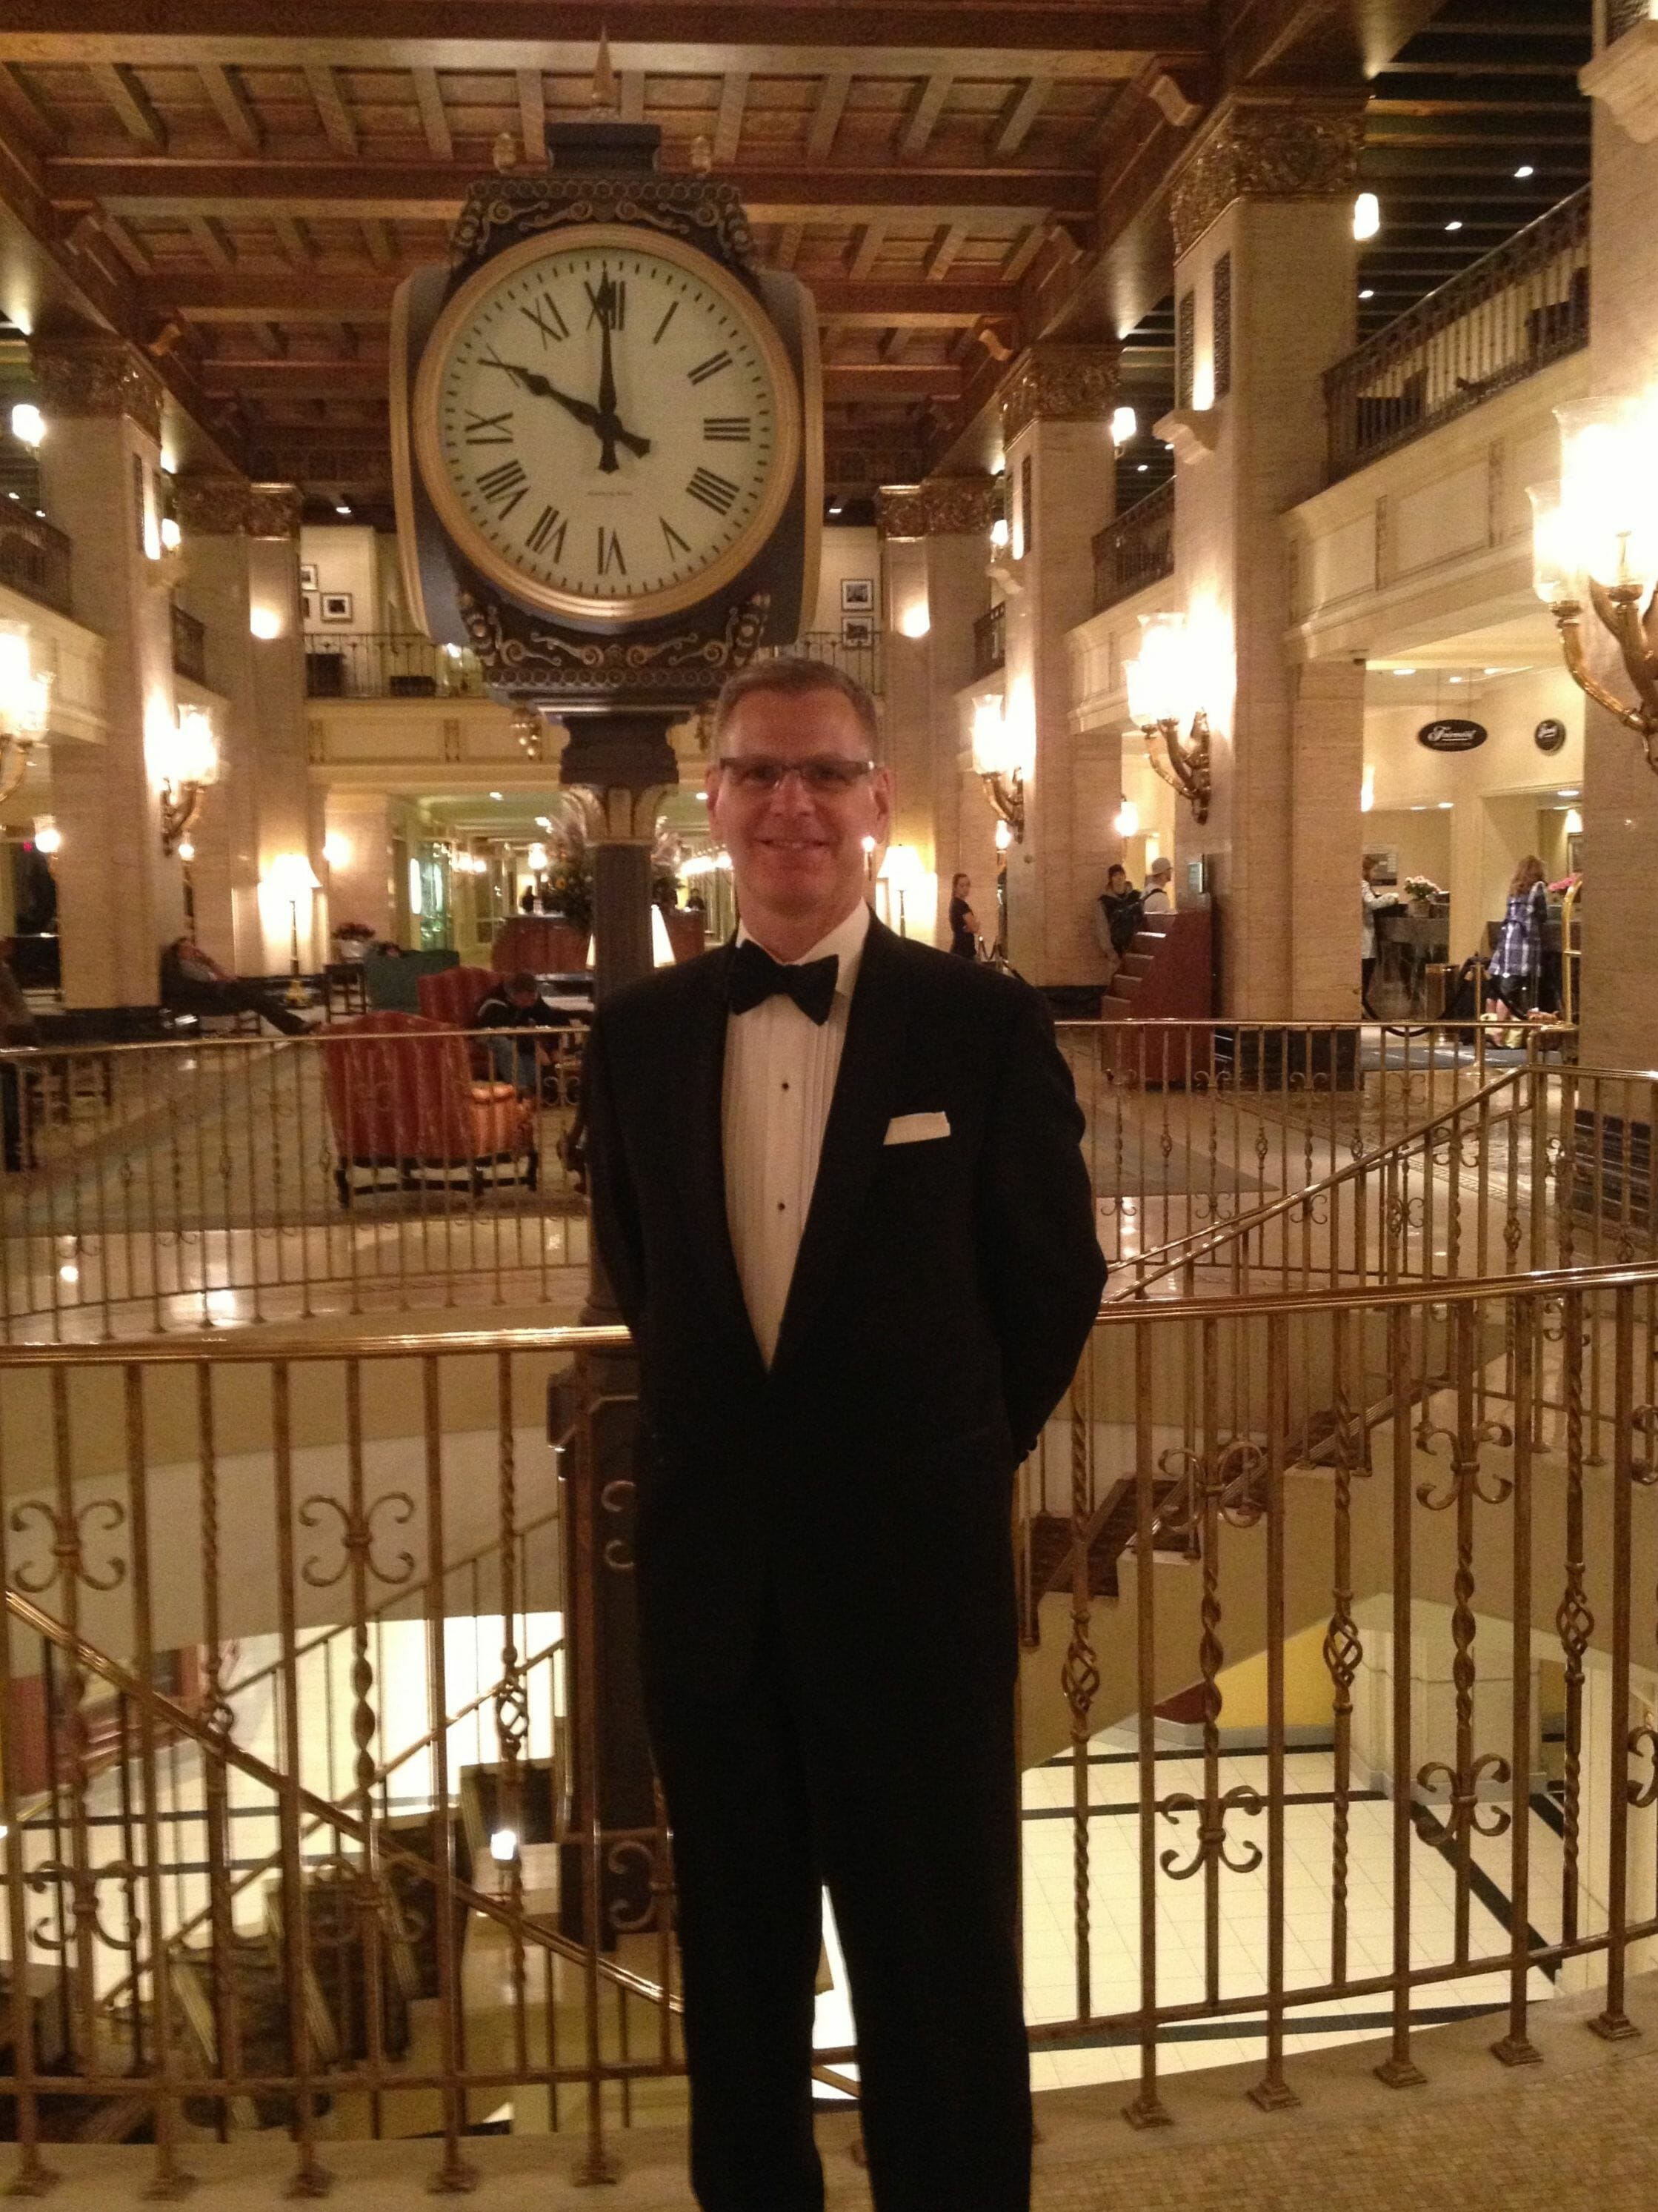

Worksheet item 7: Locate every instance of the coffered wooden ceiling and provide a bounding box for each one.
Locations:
[0,0,1588,523]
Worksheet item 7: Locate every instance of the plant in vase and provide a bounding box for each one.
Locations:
[537,848,593,932]
[1402,874,1442,916]
[331,919,376,963]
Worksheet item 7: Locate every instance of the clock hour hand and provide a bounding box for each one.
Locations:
[480,352,650,461]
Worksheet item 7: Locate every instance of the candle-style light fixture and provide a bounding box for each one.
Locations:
[971,695,1025,843]
[0,622,53,803]
[878,841,927,937]
[1125,611,1212,824]
[1529,394,1658,771]
[159,703,219,854]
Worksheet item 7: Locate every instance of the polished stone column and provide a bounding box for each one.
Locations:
[32,334,184,1006]
[1574,29,1658,1068]
[876,476,999,943]
[1162,90,1367,1017]
[995,343,1119,984]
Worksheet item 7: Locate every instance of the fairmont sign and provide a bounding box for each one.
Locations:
[1416,717,1488,753]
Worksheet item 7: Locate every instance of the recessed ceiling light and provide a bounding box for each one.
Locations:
[1136,462,1148,472]
[1439,801,1453,810]
[1445,220,1462,233]
[335,502,351,515]
[489,791,503,800]
[1514,165,1534,179]
[1558,787,1579,798]
[1393,667,1416,677]
[1359,288,1374,300]
[1447,674,1463,683]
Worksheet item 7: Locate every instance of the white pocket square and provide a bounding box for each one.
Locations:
[885,1110,950,1146]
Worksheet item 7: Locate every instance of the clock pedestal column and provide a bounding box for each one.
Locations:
[552,708,679,1951]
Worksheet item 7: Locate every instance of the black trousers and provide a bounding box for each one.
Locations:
[645,1605,1031,2212]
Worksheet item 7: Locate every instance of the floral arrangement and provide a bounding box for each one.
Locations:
[1402,875,1442,903]
[331,919,376,941]
[539,847,593,931]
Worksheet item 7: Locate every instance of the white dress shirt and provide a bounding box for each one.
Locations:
[723,898,870,1366]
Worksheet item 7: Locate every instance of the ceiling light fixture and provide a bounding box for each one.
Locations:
[1359,288,1374,301]
[1352,192,1380,242]
[1445,220,1463,233]
[1515,165,1534,180]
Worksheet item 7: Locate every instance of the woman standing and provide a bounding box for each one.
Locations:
[1488,854,1549,1017]
[948,871,978,958]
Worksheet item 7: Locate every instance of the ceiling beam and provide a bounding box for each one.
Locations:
[361,217,396,268]
[151,270,1016,320]
[0,64,59,151]
[805,69,851,162]
[899,71,955,159]
[198,61,263,153]
[713,70,748,167]
[271,211,314,266]
[992,76,1052,158]
[303,62,359,159]
[0,10,1203,69]
[924,221,969,281]
[203,353,965,402]
[49,158,1093,222]
[411,64,452,161]
[848,220,886,280]
[90,61,167,152]
[187,211,235,272]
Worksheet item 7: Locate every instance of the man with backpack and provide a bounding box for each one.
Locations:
[1095,864,1143,970]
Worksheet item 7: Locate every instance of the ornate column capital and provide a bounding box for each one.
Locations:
[30,333,165,445]
[997,342,1119,448]
[248,482,303,539]
[876,476,1002,540]
[1168,90,1366,262]
[173,475,254,537]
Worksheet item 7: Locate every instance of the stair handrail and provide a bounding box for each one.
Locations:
[1111,1057,1545,1300]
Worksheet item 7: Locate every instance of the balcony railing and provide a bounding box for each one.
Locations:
[0,510,72,620]
[304,629,487,700]
[170,602,207,686]
[1091,479,1176,615]
[761,625,883,695]
[971,600,1005,680]
[1325,187,1591,483]
[4,1246,1658,2188]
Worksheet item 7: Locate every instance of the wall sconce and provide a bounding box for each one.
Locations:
[159,703,219,855]
[1111,406,1139,448]
[1113,799,1139,837]
[1530,395,1658,771]
[898,600,930,640]
[249,605,282,641]
[9,403,44,449]
[32,817,61,856]
[1125,611,1213,824]
[0,622,53,803]
[971,694,1025,843]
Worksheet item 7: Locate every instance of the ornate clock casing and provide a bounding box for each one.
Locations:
[392,127,822,709]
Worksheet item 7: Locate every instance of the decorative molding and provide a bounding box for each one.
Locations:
[459,588,770,702]
[173,476,253,537]
[453,173,757,276]
[1153,406,1222,465]
[30,335,165,444]
[876,476,1001,539]
[1168,92,1366,262]
[998,343,1119,448]
[248,482,303,539]
[1580,23,1658,144]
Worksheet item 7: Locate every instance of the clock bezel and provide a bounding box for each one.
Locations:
[412,224,802,627]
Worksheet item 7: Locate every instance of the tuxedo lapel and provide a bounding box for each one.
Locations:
[769,919,910,1379]
[671,943,760,1369]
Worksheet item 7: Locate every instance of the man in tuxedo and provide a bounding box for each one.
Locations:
[583,659,1105,2212]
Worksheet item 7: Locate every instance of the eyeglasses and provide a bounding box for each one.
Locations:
[716,754,876,794]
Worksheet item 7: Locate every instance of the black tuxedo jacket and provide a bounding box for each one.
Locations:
[584,918,1106,1704]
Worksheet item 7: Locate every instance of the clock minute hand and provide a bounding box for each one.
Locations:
[593,274,620,475]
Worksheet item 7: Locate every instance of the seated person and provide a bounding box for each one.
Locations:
[159,935,310,1037]
[476,969,564,1092]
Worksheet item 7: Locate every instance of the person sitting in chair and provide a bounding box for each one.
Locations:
[476,970,563,1093]
[159,936,310,1037]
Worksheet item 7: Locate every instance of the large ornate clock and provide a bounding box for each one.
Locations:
[390,124,822,709]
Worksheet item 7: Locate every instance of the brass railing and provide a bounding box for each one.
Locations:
[4,1257,1658,2190]
[0,1028,584,1343]
[760,628,884,696]
[0,511,72,620]
[1325,187,1591,482]
[1091,479,1176,616]
[303,631,487,701]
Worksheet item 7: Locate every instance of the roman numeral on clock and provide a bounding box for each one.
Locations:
[687,350,732,386]
[526,504,567,558]
[703,416,751,442]
[596,526,627,577]
[660,515,690,557]
[476,458,528,517]
[522,293,569,345]
[463,408,514,445]
[686,467,739,516]
[586,276,627,331]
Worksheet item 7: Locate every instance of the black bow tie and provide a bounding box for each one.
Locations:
[727,940,839,1026]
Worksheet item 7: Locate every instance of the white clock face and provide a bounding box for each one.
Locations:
[415,227,797,621]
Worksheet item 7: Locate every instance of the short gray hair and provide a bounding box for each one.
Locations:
[711,657,881,755]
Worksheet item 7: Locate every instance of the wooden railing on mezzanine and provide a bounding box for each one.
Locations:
[0,510,71,620]
[1091,479,1175,615]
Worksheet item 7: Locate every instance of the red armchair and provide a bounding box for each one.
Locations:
[416,963,499,1075]
[320,1012,536,1205]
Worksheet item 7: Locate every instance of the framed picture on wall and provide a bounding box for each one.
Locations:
[320,591,353,624]
[841,613,874,647]
[841,577,874,613]
[1363,846,1399,886]
[299,562,319,591]
[300,592,315,623]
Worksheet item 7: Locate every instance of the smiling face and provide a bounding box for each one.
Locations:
[707,684,891,960]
